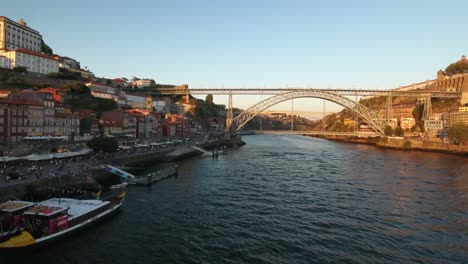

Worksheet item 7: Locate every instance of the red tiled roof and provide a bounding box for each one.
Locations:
[13,49,58,61]
[39,87,63,102]
[112,78,125,83]
[0,98,43,107]
[102,111,124,126]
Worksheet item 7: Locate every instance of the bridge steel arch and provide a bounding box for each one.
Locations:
[232,90,388,135]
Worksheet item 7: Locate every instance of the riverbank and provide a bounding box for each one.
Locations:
[0,137,246,203]
[316,135,468,156]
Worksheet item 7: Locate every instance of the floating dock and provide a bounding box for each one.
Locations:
[131,166,178,186]
[103,164,178,186]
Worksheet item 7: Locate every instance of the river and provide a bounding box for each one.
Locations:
[5,135,468,263]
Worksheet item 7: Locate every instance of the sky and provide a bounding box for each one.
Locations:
[3,0,468,112]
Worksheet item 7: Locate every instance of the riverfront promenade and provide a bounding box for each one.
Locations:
[0,138,205,189]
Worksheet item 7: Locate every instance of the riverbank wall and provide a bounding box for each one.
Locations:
[93,136,245,183]
[319,135,468,156]
[0,137,245,203]
[0,174,99,203]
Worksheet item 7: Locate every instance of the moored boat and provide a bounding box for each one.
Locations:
[0,201,36,243]
[0,187,125,249]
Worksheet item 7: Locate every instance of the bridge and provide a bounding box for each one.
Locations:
[123,87,462,135]
[261,110,335,116]
[254,130,380,137]
[123,87,460,97]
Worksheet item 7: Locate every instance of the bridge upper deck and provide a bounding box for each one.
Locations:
[123,88,461,98]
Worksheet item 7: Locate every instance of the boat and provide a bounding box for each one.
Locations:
[0,201,36,243]
[0,186,125,249]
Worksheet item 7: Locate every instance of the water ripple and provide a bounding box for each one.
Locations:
[9,135,468,264]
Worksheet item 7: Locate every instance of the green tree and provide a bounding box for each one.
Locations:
[0,72,9,85]
[41,40,54,55]
[13,66,28,73]
[384,125,394,136]
[149,79,157,88]
[79,118,92,136]
[86,137,118,153]
[403,140,412,149]
[445,61,468,75]
[61,82,90,97]
[205,94,213,105]
[412,104,425,132]
[448,122,468,145]
[394,126,404,137]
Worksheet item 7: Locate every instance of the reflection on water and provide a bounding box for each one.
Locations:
[5,135,468,263]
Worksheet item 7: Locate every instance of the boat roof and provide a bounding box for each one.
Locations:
[25,204,68,217]
[26,198,110,219]
[0,201,36,213]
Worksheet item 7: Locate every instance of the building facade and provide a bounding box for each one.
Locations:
[0,49,59,74]
[133,79,152,88]
[449,110,468,126]
[86,82,118,96]
[424,115,444,137]
[400,117,415,131]
[0,17,42,52]
[125,94,148,109]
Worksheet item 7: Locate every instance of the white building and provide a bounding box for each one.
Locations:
[125,94,148,109]
[152,99,170,114]
[424,115,444,137]
[91,91,114,100]
[0,49,59,74]
[0,17,43,52]
[86,82,118,95]
[133,79,152,88]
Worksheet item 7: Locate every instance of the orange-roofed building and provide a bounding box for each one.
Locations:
[39,87,63,102]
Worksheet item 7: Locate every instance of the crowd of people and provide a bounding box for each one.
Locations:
[1,134,207,185]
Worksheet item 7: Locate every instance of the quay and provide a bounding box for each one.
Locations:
[0,136,245,203]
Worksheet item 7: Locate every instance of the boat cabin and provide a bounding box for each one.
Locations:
[0,201,36,234]
[23,204,69,238]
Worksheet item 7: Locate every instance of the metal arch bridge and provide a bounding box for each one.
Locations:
[123,87,461,97]
[123,87,462,135]
[231,90,388,134]
[254,130,380,137]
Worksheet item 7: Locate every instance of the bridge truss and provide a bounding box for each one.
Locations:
[231,90,389,134]
[122,87,462,135]
[124,87,461,98]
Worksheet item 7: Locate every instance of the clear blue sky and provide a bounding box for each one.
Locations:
[3,0,468,111]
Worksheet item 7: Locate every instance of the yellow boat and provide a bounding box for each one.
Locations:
[0,186,126,250]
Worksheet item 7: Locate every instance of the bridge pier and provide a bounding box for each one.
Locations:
[226,92,233,132]
[423,96,432,120]
[386,95,393,122]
